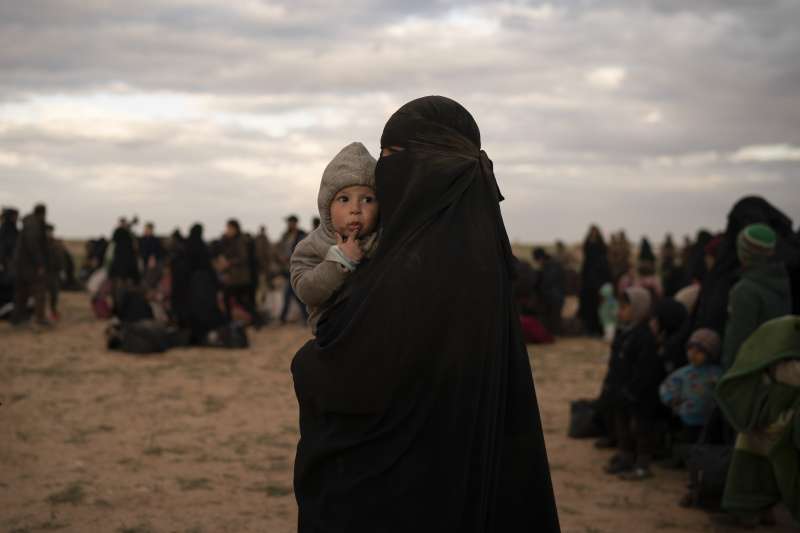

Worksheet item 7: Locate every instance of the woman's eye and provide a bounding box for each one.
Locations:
[337,196,348,203]
[361,196,374,204]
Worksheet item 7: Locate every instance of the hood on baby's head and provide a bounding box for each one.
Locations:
[317,142,377,235]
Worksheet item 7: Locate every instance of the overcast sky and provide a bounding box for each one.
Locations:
[1,0,798,244]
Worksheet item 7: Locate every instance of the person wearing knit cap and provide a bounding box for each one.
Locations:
[291,142,379,333]
[721,223,792,370]
[660,328,723,436]
[597,287,661,480]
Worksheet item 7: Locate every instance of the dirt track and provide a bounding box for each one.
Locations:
[0,292,794,532]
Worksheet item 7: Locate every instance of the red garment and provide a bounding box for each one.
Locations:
[519,314,555,344]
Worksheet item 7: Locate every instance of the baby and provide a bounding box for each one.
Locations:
[659,328,723,429]
[290,142,379,333]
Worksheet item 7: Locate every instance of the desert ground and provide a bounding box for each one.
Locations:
[0,292,795,533]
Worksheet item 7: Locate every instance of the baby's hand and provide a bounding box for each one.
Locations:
[336,230,364,264]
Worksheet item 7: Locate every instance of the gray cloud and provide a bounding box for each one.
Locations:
[1,0,798,243]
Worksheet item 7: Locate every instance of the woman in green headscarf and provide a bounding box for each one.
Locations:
[714,315,800,527]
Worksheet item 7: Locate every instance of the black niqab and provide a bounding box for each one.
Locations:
[577,228,611,336]
[109,226,140,282]
[171,224,225,342]
[638,237,655,263]
[291,96,559,532]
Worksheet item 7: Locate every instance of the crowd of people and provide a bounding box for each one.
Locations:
[549,196,800,528]
[0,203,326,351]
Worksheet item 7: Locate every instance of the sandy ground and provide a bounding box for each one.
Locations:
[0,292,795,533]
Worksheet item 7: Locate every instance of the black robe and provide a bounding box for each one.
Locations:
[577,238,611,336]
[291,96,559,533]
[653,299,689,374]
[171,225,225,343]
[599,322,659,418]
[109,227,140,282]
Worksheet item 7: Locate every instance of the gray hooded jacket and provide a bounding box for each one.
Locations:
[290,142,378,332]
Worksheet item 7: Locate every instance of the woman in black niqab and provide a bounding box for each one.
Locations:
[171,224,225,343]
[291,96,560,532]
[576,225,611,336]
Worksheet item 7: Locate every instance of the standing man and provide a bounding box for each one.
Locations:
[139,222,164,289]
[11,204,49,326]
[109,217,141,310]
[254,225,274,299]
[220,219,262,328]
[277,215,308,324]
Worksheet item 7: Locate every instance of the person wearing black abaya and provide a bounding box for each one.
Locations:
[110,220,140,288]
[577,225,612,337]
[171,224,226,344]
[661,234,688,299]
[94,237,109,267]
[291,96,559,533]
[686,230,713,284]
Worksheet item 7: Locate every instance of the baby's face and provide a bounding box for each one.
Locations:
[617,302,632,324]
[687,346,707,367]
[330,185,379,238]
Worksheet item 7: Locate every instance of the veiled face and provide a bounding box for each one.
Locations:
[373,95,494,245]
[380,146,404,157]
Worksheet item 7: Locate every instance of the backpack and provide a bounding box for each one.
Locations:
[116,288,154,323]
[107,320,186,354]
[568,399,607,439]
[684,408,734,510]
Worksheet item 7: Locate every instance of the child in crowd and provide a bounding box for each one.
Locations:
[659,328,722,459]
[290,142,379,334]
[600,287,661,480]
[598,283,618,342]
